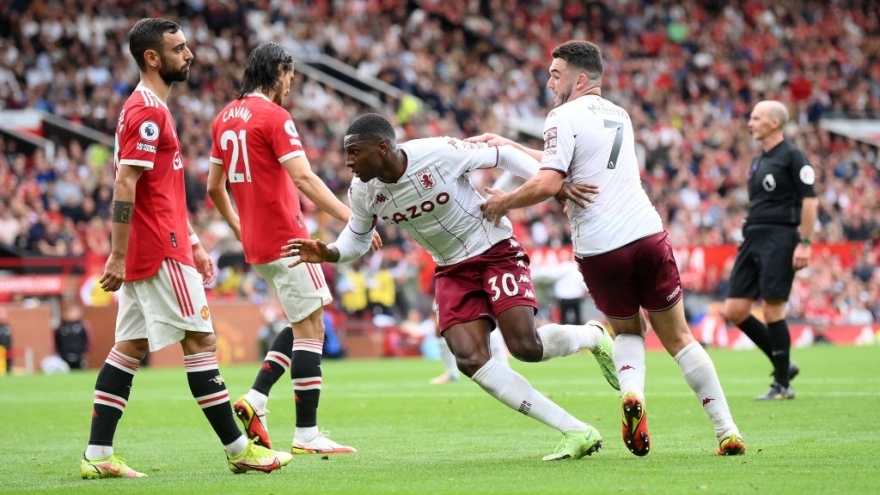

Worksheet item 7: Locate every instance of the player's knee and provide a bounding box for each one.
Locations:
[456,353,489,377]
[115,339,149,360]
[181,332,217,355]
[505,339,542,363]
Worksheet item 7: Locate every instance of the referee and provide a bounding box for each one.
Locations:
[723,100,819,401]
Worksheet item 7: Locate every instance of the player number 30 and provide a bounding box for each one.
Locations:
[488,273,519,302]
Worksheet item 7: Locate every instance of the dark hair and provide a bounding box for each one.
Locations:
[237,42,294,98]
[345,113,396,142]
[128,18,182,71]
[551,41,603,82]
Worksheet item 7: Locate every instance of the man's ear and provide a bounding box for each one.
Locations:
[144,49,161,69]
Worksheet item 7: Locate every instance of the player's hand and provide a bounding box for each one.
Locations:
[283,238,330,267]
[480,187,509,227]
[555,182,599,208]
[192,243,217,285]
[465,133,512,147]
[792,243,811,271]
[99,252,126,292]
[370,232,383,251]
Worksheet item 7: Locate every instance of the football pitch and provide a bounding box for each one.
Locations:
[2,344,877,494]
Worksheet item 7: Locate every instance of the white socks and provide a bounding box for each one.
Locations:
[471,358,588,434]
[84,445,113,459]
[245,390,268,413]
[674,341,737,439]
[224,436,250,457]
[613,333,646,398]
[537,323,603,360]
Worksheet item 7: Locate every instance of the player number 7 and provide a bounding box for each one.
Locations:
[604,119,623,170]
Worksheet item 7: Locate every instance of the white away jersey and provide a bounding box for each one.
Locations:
[541,94,663,256]
[347,137,514,266]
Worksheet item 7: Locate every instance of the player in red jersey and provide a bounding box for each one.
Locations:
[208,42,377,455]
[80,19,291,480]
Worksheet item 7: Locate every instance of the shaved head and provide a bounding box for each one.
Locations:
[754,100,789,130]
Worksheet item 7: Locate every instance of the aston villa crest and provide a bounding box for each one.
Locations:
[417,169,435,190]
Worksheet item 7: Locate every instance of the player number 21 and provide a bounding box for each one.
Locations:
[488,273,519,302]
[220,129,252,183]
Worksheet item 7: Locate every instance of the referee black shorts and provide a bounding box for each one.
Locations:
[726,224,799,301]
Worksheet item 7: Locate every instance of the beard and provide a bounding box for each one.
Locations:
[159,57,190,84]
[555,88,572,107]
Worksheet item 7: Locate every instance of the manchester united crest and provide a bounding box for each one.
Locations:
[200,305,210,321]
[417,169,435,190]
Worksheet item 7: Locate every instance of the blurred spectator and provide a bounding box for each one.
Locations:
[366,256,397,318]
[322,311,347,359]
[0,0,877,333]
[53,305,91,370]
[336,259,369,320]
[552,263,588,325]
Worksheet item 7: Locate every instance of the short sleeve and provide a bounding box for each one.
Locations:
[117,105,165,170]
[272,114,305,163]
[540,110,572,174]
[789,147,817,198]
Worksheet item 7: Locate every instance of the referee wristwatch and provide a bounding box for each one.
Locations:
[800,238,812,246]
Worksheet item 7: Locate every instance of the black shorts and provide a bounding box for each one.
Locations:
[726,225,799,301]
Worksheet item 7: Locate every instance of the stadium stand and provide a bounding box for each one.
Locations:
[0,0,877,331]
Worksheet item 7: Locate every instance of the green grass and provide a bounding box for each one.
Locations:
[1,345,878,494]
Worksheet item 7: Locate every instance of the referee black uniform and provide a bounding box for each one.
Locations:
[727,139,817,397]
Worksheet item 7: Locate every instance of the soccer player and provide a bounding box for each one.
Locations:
[285,113,619,461]
[723,100,818,400]
[81,19,292,479]
[208,42,375,455]
[475,40,745,456]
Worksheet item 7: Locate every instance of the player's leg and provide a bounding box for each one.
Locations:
[81,283,149,479]
[444,315,603,461]
[258,259,353,454]
[648,302,744,454]
[481,238,617,388]
[640,233,744,455]
[436,250,602,460]
[288,307,356,454]
[235,324,291,448]
[577,240,656,456]
[165,259,291,472]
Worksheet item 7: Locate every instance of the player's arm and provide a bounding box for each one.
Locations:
[282,155,351,223]
[284,183,377,266]
[793,196,818,271]
[186,219,216,285]
[284,223,374,267]
[99,164,143,292]
[791,151,818,271]
[467,133,543,161]
[206,161,241,241]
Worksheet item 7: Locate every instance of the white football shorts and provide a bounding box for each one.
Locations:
[254,258,333,324]
[115,258,214,352]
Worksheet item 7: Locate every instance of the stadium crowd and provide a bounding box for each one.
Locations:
[0,0,878,327]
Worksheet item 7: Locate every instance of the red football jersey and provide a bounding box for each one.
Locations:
[114,85,192,281]
[210,93,310,264]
